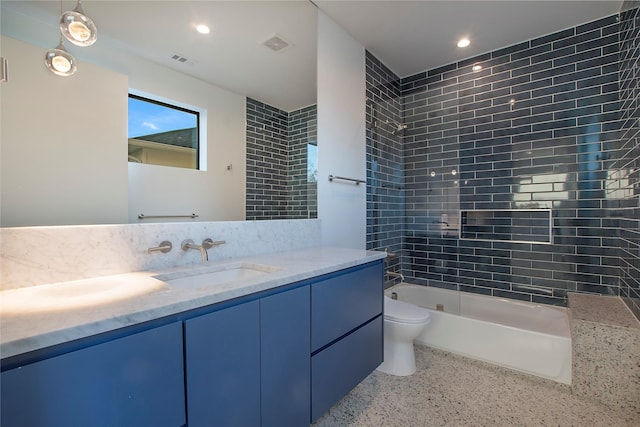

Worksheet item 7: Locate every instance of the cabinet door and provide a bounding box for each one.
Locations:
[261,286,311,427]
[184,300,261,427]
[1,322,185,427]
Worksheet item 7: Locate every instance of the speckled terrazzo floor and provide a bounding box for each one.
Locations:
[313,345,638,427]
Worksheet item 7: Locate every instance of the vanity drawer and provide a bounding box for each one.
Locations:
[311,315,383,422]
[311,261,383,352]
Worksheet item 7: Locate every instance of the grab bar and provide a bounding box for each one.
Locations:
[138,213,199,220]
[328,175,366,185]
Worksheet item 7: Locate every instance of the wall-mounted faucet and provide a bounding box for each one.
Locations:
[181,238,226,262]
[147,240,172,254]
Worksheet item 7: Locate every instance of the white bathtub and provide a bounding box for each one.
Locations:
[386,283,572,385]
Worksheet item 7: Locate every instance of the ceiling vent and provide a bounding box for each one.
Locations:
[170,53,196,66]
[262,34,291,53]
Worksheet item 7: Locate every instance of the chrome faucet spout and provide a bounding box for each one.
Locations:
[199,246,208,262]
[181,239,208,262]
[181,238,225,262]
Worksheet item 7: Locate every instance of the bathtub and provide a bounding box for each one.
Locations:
[386,283,572,385]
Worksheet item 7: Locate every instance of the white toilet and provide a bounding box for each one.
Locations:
[376,295,431,376]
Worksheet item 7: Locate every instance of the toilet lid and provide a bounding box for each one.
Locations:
[384,295,431,324]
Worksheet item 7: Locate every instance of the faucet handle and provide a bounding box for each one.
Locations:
[202,238,225,249]
[148,241,172,254]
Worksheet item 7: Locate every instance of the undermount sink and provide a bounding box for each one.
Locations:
[0,274,168,314]
[157,262,280,291]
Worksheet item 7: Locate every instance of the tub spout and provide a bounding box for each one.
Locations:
[386,271,405,282]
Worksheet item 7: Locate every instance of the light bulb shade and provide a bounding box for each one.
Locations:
[60,1,97,46]
[45,41,77,76]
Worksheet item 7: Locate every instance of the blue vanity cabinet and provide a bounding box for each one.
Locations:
[0,258,383,427]
[310,260,384,422]
[0,322,186,427]
[184,300,261,427]
[184,285,311,427]
[260,285,311,427]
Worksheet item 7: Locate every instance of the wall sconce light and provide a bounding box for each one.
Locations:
[0,57,7,82]
[60,0,97,46]
[44,37,77,77]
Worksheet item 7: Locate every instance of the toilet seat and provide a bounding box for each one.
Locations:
[384,296,430,324]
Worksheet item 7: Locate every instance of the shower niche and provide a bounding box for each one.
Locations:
[460,209,552,244]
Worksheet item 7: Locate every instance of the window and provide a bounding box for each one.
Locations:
[307,143,318,183]
[128,94,200,169]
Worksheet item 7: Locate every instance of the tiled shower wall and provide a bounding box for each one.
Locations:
[367,9,639,312]
[618,3,640,318]
[246,98,317,220]
[365,52,404,282]
[246,98,288,220]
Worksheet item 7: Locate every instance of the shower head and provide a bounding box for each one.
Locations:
[372,118,407,135]
[393,123,408,134]
[387,120,407,134]
[378,119,407,134]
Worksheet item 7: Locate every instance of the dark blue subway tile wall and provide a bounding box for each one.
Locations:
[246,98,289,220]
[366,52,405,285]
[617,4,640,319]
[402,13,623,305]
[366,10,640,312]
[246,99,317,220]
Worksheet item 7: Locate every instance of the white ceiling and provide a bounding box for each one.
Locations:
[315,0,624,78]
[1,0,318,112]
[2,1,624,110]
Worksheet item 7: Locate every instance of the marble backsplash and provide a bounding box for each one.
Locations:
[1,219,321,290]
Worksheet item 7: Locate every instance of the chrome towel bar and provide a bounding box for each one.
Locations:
[138,213,199,219]
[328,175,366,185]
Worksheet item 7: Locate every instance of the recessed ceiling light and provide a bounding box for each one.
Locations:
[457,38,470,48]
[196,24,210,35]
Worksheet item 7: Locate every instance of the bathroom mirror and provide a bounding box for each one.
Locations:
[0,0,317,227]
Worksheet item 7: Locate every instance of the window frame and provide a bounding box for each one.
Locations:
[127,91,205,170]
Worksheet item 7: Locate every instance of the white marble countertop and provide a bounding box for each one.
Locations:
[1,247,386,360]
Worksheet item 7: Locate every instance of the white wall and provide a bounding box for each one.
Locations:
[123,61,246,223]
[0,7,246,226]
[317,11,367,249]
[0,36,129,226]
